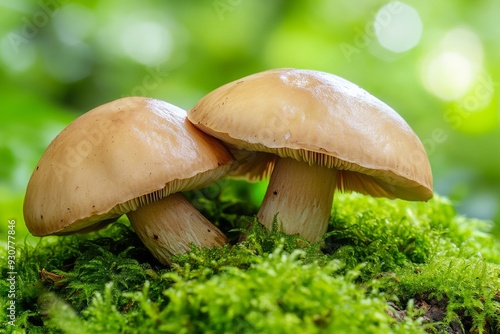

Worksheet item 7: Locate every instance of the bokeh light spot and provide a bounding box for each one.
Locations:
[422,51,475,101]
[120,21,172,65]
[53,4,96,46]
[0,35,36,72]
[420,27,484,101]
[374,2,422,53]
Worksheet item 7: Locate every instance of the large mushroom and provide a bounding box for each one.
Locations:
[188,68,433,243]
[24,97,233,264]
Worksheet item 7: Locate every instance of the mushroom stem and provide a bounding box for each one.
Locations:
[127,193,228,264]
[257,157,337,243]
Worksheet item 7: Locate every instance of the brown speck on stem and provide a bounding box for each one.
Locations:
[153,234,159,240]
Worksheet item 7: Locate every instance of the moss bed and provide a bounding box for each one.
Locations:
[1,191,499,333]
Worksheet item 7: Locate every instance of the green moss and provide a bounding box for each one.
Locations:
[387,256,500,333]
[328,194,500,273]
[1,192,499,333]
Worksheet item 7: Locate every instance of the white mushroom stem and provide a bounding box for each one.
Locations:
[127,193,228,264]
[257,157,337,243]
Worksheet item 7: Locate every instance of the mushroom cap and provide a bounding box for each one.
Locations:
[24,97,234,236]
[188,68,433,201]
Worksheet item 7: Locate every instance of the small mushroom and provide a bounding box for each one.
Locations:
[24,97,234,264]
[188,68,433,243]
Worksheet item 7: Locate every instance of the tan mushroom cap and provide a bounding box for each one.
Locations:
[189,68,433,201]
[24,97,234,236]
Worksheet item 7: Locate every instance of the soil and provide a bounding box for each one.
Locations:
[388,293,497,334]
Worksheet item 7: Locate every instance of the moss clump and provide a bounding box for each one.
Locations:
[388,257,500,333]
[1,192,499,333]
[328,194,500,273]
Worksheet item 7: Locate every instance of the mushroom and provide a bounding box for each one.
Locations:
[188,68,433,243]
[24,97,234,264]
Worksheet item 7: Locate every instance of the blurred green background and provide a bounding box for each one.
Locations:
[1,0,499,242]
